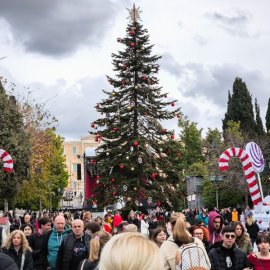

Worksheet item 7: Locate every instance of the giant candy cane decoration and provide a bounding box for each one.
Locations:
[218,147,262,206]
[0,148,13,173]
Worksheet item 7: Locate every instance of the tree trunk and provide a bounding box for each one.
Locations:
[4,199,8,213]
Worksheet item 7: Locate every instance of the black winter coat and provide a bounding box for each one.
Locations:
[2,247,33,270]
[56,233,90,270]
[209,244,250,270]
[77,259,98,270]
[245,222,259,239]
[28,232,48,270]
[0,252,19,270]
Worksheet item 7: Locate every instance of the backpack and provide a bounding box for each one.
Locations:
[176,239,209,270]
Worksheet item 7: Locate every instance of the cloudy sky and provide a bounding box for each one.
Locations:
[0,0,269,139]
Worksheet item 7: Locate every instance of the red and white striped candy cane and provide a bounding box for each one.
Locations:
[0,148,13,173]
[218,147,262,206]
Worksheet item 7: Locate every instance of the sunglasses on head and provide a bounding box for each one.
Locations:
[224,234,236,239]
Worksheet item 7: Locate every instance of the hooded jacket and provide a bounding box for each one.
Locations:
[44,224,71,270]
[208,211,223,245]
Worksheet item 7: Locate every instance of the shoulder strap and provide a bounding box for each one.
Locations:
[80,259,86,270]
[20,253,25,270]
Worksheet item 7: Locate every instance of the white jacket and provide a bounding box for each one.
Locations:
[140,219,149,235]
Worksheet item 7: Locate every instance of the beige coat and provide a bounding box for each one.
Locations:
[159,234,211,270]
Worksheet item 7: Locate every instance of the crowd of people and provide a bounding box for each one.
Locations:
[0,205,269,270]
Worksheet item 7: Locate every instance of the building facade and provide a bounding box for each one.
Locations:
[62,135,99,208]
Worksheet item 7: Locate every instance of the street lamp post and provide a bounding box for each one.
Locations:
[215,185,219,209]
[210,175,223,209]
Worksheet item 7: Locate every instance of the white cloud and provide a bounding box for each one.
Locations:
[0,0,269,139]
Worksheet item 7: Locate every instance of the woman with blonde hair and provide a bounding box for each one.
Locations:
[245,214,259,247]
[2,229,33,270]
[98,232,164,270]
[78,230,111,270]
[160,212,210,270]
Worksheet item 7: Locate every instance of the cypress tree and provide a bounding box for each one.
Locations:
[266,98,270,134]
[222,77,257,136]
[255,98,265,136]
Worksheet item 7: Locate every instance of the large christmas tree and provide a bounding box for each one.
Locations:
[90,5,181,210]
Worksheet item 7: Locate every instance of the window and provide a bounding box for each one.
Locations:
[77,164,81,180]
[72,146,77,155]
[72,163,77,172]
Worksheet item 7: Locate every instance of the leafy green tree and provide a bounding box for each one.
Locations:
[202,178,243,209]
[223,77,257,137]
[178,115,204,172]
[16,129,68,210]
[0,80,31,210]
[46,129,69,209]
[90,5,181,210]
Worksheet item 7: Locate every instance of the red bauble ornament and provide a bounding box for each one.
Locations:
[117,37,121,42]
[112,127,117,132]
[95,103,100,109]
[133,141,139,147]
[96,175,101,180]
[112,191,117,196]
[91,123,95,128]
[129,31,135,35]
[90,159,96,164]
[143,75,148,81]
[120,164,124,170]
[111,178,116,182]
[162,129,167,134]
[151,173,157,179]
[130,43,135,47]
[95,138,99,142]
[170,134,175,139]
[171,102,175,107]
[157,201,161,207]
